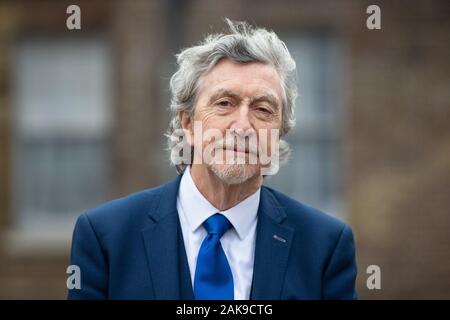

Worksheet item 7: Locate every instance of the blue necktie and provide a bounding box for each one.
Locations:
[194,213,234,300]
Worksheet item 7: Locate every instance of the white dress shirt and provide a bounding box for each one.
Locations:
[176,166,260,300]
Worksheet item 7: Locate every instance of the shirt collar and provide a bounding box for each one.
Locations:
[177,166,260,240]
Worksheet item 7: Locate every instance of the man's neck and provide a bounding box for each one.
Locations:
[189,164,262,211]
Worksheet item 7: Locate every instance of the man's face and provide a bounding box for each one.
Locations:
[184,58,283,184]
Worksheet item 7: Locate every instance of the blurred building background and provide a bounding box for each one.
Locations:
[0,0,449,299]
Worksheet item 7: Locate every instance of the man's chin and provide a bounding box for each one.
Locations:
[208,163,260,185]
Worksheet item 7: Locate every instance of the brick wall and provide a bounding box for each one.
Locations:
[0,0,449,299]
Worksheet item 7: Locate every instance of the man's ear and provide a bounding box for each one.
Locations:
[180,111,193,146]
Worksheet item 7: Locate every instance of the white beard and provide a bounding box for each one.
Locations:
[208,163,259,185]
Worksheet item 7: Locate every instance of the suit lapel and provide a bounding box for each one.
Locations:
[251,187,295,299]
[141,175,193,299]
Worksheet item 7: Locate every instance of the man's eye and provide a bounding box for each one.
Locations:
[256,107,271,114]
[216,100,232,107]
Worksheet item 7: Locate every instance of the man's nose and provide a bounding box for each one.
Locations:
[229,105,253,134]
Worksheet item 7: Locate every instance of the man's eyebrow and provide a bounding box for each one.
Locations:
[250,94,280,110]
[207,89,280,110]
[207,89,241,105]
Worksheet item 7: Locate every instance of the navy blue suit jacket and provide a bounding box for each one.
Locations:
[68,175,357,299]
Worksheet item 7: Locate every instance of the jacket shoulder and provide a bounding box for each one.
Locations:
[80,178,178,236]
[262,185,349,237]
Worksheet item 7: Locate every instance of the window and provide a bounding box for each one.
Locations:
[11,37,113,236]
[266,35,345,218]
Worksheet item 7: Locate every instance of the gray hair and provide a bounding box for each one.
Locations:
[166,19,297,174]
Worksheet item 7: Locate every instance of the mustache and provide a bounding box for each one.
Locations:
[211,138,259,155]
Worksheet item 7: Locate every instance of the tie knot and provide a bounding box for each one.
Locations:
[203,213,232,238]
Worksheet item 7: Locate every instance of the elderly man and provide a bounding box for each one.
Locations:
[68,20,357,300]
